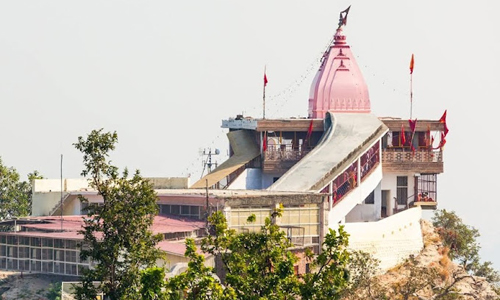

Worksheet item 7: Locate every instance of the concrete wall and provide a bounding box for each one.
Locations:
[62,197,81,216]
[228,168,262,190]
[146,177,190,189]
[343,207,423,272]
[65,179,90,191]
[345,182,382,222]
[329,164,383,225]
[346,204,376,222]
[32,192,68,216]
[261,172,281,189]
[34,177,190,192]
[33,179,89,193]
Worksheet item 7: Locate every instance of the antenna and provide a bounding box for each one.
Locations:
[199,148,220,179]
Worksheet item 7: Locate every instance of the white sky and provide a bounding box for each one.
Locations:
[1,1,499,268]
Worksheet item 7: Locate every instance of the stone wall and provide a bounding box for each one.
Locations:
[343,207,423,271]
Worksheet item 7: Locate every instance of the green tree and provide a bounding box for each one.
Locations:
[73,129,164,300]
[300,227,350,300]
[432,209,500,286]
[166,239,230,300]
[0,157,43,219]
[45,282,62,300]
[170,208,351,300]
[339,250,383,300]
[141,267,169,300]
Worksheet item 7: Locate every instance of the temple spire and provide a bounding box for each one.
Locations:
[308,6,371,118]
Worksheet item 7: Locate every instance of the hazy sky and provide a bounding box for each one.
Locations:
[1,1,499,267]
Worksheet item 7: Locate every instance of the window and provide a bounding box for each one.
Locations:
[8,246,18,258]
[81,202,89,214]
[66,240,77,250]
[171,205,180,215]
[364,191,375,204]
[42,261,53,273]
[42,249,53,260]
[191,206,200,217]
[294,265,299,275]
[19,260,29,271]
[42,238,53,248]
[30,260,41,272]
[392,132,400,146]
[18,247,30,259]
[306,263,310,274]
[7,236,17,245]
[66,263,77,275]
[397,176,408,205]
[55,250,65,262]
[160,205,171,215]
[31,237,41,247]
[66,251,77,263]
[54,262,63,274]
[54,239,64,249]
[19,237,30,246]
[31,248,41,260]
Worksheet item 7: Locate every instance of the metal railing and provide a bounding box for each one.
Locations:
[360,142,380,180]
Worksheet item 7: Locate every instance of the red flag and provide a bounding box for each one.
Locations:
[262,132,267,152]
[408,119,417,133]
[306,119,313,138]
[264,72,268,87]
[439,110,449,136]
[439,132,446,149]
[439,110,447,123]
[409,54,415,74]
[401,124,406,146]
[408,119,417,151]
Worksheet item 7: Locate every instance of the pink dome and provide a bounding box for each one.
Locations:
[308,28,371,118]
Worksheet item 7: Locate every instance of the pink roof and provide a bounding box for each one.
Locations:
[12,215,205,240]
[308,27,371,118]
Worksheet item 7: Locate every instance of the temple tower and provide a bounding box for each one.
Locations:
[308,7,371,118]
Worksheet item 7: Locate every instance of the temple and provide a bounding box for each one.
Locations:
[0,7,448,277]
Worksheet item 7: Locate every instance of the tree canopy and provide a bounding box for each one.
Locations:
[432,209,500,286]
[0,157,43,219]
[73,129,164,300]
[167,208,351,300]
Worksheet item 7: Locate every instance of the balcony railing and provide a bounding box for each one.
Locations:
[264,146,310,161]
[360,141,380,180]
[382,149,442,163]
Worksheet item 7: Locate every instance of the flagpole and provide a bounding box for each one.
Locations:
[409,54,414,120]
[263,66,266,119]
[410,73,413,120]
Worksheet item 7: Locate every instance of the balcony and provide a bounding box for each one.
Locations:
[263,146,310,173]
[382,149,443,174]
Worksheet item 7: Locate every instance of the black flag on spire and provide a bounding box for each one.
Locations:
[338,5,351,29]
